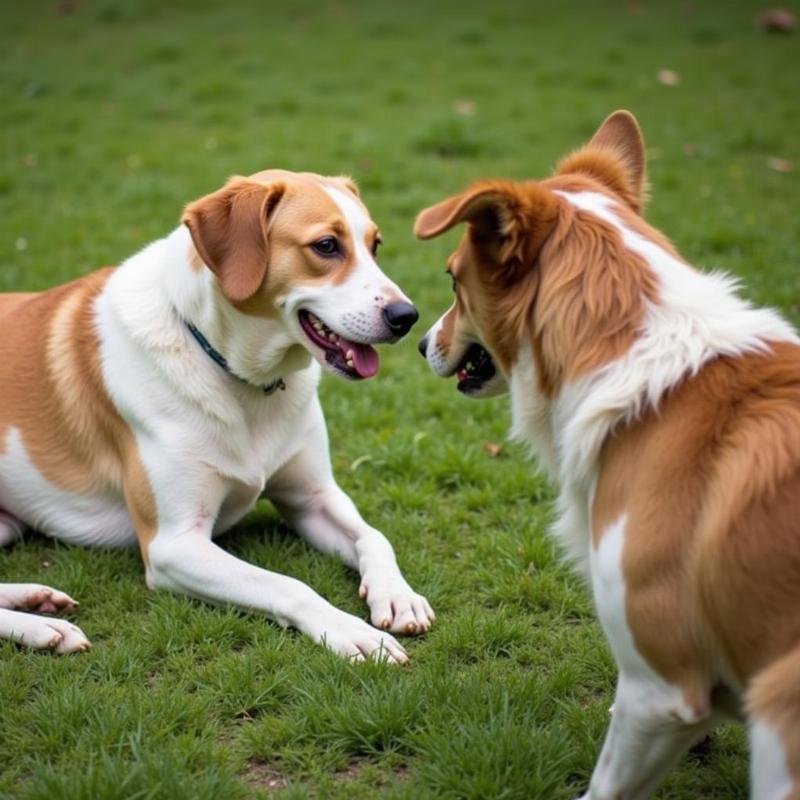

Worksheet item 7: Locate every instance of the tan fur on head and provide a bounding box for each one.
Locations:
[414,167,657,390]
[556,110,648,213]
[415,180,560,375]
[182,177,286,303]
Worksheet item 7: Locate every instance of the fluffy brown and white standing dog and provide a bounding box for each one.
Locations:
[415,112,800,798]
[0,169,434,662]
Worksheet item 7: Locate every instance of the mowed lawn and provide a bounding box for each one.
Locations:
[1,1,798,798]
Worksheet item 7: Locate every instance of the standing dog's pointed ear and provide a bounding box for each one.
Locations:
[182,177,285,303]
[557,109,647,213]
[414,181,559,267]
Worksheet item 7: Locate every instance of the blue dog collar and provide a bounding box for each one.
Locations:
[185,321,285,396]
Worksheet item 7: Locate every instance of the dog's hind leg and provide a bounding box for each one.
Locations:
[748,645,800,800]
[0,607,91,653]
[579,673,718,800]
[0,510,26,547]
[0,583,79,613]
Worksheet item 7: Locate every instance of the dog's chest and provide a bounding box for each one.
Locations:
[201,389,317,526]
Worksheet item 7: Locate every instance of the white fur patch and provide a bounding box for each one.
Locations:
[322,185,373,266]
[0,427,135,547]
[420,315,451,376]
[308,185,410,343]
[98,250,322,496]
[750,719,794,800]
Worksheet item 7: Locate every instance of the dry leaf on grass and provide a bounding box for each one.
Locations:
[453,99,477,116]
[657,69,680,87]
[758,8,796,32]
[767,157,794,173]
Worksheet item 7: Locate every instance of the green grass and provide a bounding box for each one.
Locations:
[1,1,798,797]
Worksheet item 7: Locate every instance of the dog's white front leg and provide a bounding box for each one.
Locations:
[266,408,434,635]
[141,474,407,663]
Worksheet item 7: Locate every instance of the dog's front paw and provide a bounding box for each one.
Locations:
[0,583,79,614]
[359,574,435,635]
[310,609,408,664]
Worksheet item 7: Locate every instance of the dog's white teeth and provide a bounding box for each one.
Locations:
[345,349,354,360]
[346,359,354,368]
[312,320,323,331]
[329,332,338,342]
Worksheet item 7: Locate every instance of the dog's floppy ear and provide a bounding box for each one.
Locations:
[557,109,647,213]
[415,181,559,267]
[182,177,285,303]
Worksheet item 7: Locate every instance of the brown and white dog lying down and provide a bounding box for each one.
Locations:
[0,170,434,662]
[415,112,800,798]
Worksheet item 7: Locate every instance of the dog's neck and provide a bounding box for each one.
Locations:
[162,226,313,389]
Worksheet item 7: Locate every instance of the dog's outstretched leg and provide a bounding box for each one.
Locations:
[579,674,717,800]
[137,446,409,664]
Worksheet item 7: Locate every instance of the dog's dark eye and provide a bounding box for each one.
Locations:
[446,269,456,292]
[372,238,381,257]
[312,237,340,257]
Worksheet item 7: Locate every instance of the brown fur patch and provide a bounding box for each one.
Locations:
[0,271,158,558]
[529,198,658,395]
[593,343,800,701]
[415,180,560,375]
[183,177,284,303]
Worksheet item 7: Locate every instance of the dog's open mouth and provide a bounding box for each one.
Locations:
[298,310,379,380]
[455,343,496,394]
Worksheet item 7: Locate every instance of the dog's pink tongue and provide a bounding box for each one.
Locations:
[347,340,380,378]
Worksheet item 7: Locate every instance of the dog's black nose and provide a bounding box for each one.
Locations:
[418,335,428,358]
[382,301,419,337]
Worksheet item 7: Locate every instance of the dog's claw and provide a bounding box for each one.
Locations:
[360,574,434,637]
